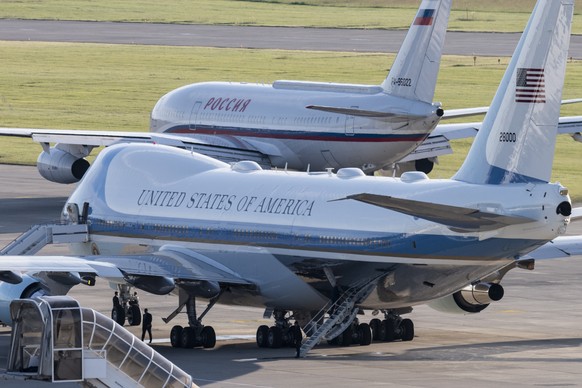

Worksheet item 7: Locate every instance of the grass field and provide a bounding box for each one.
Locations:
[1,41,582,199]
[1,0,582,33]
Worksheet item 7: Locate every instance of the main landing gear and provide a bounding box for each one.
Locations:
[165,290,217,349]
[326,318,372,347]
[111,284,142,327]
[369,311,414,342]
[255,310,298,348]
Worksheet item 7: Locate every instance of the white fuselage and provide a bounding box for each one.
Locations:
[64,144,570,310]
[150,81,443,172]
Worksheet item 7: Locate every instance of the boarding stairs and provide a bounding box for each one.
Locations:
[299,279,376,357]
[0,223,88,255]
[5,295,196,387]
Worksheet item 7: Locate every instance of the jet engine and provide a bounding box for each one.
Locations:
[36,145,91,184]
[0,275,48,325]
[427,282,504,314]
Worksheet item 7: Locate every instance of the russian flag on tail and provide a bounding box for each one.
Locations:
[414,9,435,25]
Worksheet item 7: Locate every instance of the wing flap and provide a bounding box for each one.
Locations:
[339,193,533,232]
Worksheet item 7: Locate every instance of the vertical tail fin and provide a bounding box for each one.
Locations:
[381,0,452,103]
[453,0,574,185]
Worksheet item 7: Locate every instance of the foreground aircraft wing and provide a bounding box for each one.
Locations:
[0,247,254,288]
[338,193,533,232]
[0,256,125,284]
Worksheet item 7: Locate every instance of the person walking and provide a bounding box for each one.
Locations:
[142,308,153,343]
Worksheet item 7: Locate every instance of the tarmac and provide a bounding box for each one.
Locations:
[0,164,581,387]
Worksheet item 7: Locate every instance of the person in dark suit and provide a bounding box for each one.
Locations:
[292,321,303,358]
[112,291,120,308]
[142,308,153,343]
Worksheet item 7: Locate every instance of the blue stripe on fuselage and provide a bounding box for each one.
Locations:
[87,215,544,262]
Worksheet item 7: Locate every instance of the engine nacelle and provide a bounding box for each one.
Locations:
[37,148,90,184]
[427,283,504,314]
[0,275,48,325]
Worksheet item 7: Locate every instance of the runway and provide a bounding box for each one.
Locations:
[2,19,582,58]
[0,164,581,387]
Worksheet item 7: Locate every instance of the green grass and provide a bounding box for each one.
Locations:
[1,41,582,199]
[1,0,582,33]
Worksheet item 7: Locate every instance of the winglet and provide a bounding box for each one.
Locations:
[381,0,452,103]
[453,0,574,185]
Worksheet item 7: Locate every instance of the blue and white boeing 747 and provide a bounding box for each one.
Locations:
[1,0,581,355]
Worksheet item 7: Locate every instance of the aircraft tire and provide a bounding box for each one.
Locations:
[181,327,197,348]
[127,304,142,326]
[267,326,283,348]
[382,319,396,342]
[358,323,372,346]
[369,318,381,341]
[170,325,183,348]
[112,306,125,326]
[400,319,414,341]
[256,325,269,348]
[201,326,216,349]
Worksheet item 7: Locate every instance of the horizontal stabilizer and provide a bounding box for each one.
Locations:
[305,105,431,120]
[522,236,582,260]
[338,193,533,232]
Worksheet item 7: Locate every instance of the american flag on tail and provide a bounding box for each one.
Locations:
[515,68,546,103]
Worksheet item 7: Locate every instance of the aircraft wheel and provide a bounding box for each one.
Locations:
[170,325,183,348]
[201,326,216,349]
[382,319,395,342]
[337,326,353,347]
[181,327,197,348]
[127,304,142,326]
[400,319,414,341]
[358,323,372,346]
[111,306,125,326]
[256,325,269,348]
[369,318,381,341]
[267,326,283,348]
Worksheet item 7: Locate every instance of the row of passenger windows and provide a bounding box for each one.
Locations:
[95,220,390,247]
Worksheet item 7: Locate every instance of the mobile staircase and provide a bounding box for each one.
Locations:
[299,279,377,357]
[5,295,197,387]
[0,223,88,256]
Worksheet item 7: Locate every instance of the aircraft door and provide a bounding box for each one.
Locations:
[189,101,202,131]
[344,106,357,136]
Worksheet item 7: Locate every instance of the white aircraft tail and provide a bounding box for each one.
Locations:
[453,0,574,185]
[381,0,452,103]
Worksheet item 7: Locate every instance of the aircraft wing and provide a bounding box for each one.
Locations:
[0,247,254,291]
[0,127,272,167]
[338,193,533,232]
[398,115,582,163]
[442,98,582,119]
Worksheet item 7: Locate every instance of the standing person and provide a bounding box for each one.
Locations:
[112,291,120,308]
[142,308,153,343]
[292,321,303,358]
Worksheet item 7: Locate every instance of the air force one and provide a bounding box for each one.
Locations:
[2,0,581,184]
[0,0,581,356]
